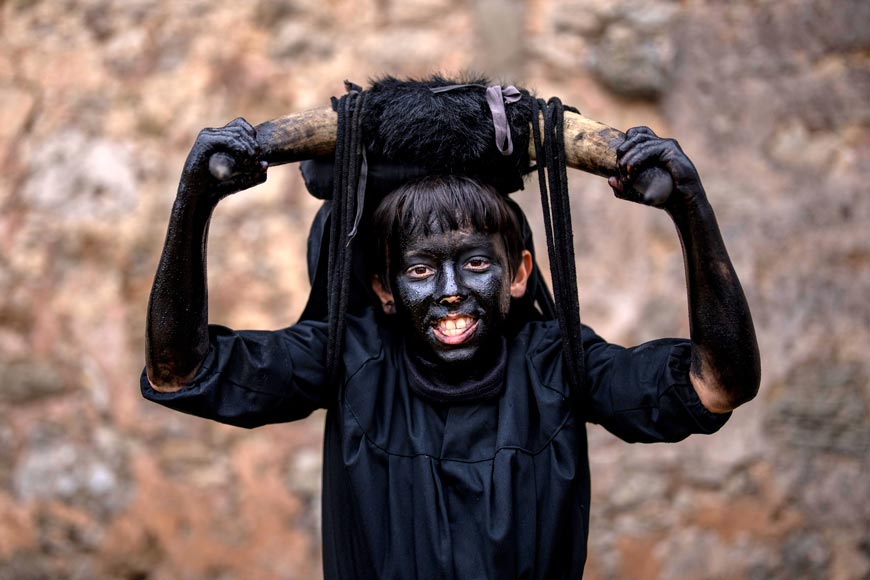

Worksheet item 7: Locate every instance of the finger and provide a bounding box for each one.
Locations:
[219,131,258,160]
[620,140,671,176]
[608,176,641,203]
[225,117,256,135]
[221,123,255,139]
[198,127,256,159]
[225,125,262,158]
[625,126,658,139]
[239,130,262,157]
[196,128,227,145]
[239,166,268,189]
[607,176,622,194]
[217,165,268,195]
[632,167,673,207]
[212,141,254,166]
[616,132,656,156]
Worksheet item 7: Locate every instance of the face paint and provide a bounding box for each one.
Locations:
[392,229,513,366]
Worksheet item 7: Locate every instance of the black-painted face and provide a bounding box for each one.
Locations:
[392,229,513,366]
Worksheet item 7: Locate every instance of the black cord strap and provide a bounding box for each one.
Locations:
[531,97,585,392]
[326,89,367,387]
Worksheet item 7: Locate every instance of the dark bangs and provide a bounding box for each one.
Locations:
[371,175,524,280]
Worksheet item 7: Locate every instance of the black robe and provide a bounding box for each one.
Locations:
[141,309,729,579]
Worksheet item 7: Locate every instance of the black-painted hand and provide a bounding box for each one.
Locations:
[179,117,268,204]
[608,126,703,210]
[605,128,761,413]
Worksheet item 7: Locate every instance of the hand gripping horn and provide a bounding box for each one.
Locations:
[208,107,673,204]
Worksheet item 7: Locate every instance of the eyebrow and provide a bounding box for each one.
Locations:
[402,250,436,261]
[404,243,499,262]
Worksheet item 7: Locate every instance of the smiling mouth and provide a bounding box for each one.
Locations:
[432,314,478,345]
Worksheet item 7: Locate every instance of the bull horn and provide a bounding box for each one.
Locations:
[208,107,337,180]
[208,107,672,204]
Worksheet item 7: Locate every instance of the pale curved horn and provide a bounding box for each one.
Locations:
[208,107,672,203]
[208,107,337,180]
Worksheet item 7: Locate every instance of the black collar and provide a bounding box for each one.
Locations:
[402,338,507,405]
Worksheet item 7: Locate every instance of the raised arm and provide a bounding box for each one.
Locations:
[145,118,268,392]
[608,127,761,413]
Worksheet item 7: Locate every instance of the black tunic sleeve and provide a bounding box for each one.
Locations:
[140,320,329,429]
[579,326,731,443]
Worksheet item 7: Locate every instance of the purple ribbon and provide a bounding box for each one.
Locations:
[430,84,522,156]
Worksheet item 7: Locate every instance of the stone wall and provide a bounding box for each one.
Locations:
[0,1,867,578]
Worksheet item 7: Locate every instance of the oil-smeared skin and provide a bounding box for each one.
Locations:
[392,231,512,368]
[145,118,268,391]
[609,126,761,413]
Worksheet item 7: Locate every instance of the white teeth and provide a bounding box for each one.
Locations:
[438,316,473,336]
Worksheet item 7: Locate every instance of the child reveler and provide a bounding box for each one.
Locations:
[142,77,760,579]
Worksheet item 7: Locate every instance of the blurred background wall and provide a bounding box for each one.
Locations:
[0,0,867,578]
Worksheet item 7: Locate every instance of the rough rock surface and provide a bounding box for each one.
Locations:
[0,0,867,578]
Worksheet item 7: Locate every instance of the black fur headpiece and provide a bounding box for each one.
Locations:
[301,75,534,199]
[363,75,534,194]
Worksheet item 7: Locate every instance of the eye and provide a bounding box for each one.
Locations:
[464,257,491,272]
[406,264,434,280]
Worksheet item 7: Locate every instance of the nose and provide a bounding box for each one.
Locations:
[436,264,464,305]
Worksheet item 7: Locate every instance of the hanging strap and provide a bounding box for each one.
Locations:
[325,87,367,388]
[530,97,585,392]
